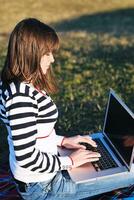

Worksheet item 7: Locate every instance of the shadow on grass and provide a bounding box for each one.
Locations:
[52,8,134,35]
[0,8,134,38]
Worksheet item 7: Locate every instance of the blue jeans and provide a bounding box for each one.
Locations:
[17,170,134,200]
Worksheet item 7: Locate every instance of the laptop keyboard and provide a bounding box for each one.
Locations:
[80,138,118,171]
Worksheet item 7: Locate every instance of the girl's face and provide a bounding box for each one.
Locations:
[40,52,55,74]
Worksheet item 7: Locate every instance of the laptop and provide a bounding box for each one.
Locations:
[58,89,134,183]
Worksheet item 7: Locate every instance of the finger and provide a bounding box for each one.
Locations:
[80,150,101,158]
[87,152,101,157]
[81,137,97,147]
[78,144,86,149]
[71,143,86,149]
[87,138,97,147]
[88,157,100,162]
[80,150,93,156]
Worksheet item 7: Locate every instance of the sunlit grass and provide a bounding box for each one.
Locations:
[0,0,134,32]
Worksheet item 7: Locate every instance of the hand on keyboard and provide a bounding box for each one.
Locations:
[79,142,98,152]
[69,148,101,168]
[80,140,118,171]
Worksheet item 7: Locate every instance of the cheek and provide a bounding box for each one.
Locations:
[40,57,49,74]
[40,57,46,68]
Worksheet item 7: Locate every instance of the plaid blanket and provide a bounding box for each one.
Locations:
[0,167,134,200]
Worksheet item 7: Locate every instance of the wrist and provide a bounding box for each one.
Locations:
[61,137,66,147]
[68,155,74,166]
[59,156,72,170]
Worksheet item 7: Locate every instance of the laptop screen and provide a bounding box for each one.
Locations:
[104,91,134,167]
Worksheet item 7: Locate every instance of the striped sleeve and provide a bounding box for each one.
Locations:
[5,91,72,173]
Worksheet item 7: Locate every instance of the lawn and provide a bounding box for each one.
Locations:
[0,0,134,165]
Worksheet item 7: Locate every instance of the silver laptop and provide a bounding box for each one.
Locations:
[59,89,134,183]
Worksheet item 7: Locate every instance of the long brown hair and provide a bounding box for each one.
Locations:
[1,18,59,94]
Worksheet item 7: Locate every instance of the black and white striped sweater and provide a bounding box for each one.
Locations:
[0,81,72,183]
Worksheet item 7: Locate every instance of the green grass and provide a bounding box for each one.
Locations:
[0,0,134,164]
[54,33,134,136]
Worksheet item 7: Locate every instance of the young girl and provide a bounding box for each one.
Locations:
[0,18,133,200]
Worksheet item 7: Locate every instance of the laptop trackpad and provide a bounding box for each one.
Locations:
[69,162,96,183]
